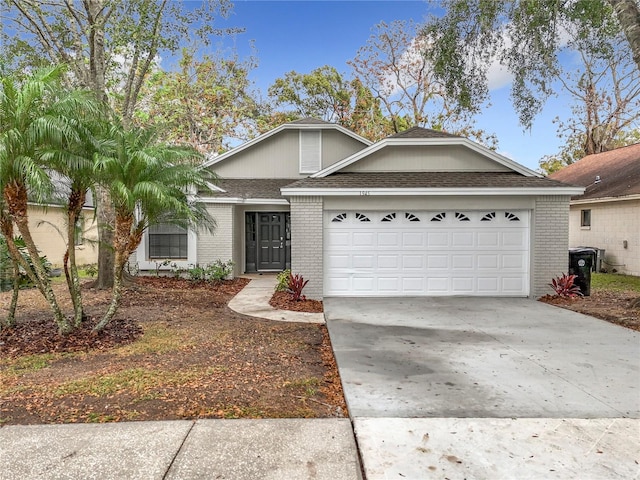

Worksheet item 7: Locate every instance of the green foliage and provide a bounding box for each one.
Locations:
[0,236,50,288]
[135,48,261,154]
[187,260,234,283]
[275,269,292,292]
[591,272,640,293]
[80,264,98,278]
[425,0,637,129]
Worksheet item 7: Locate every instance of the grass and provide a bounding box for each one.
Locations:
[591,272,640,292]
[113,322,193,356]
[0,353,65,376]
[52,366,215,397]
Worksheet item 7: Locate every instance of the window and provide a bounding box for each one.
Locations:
[74,216,84,246]
[581,209,591,228]
[148,223,188,259]
[299,130,321,173]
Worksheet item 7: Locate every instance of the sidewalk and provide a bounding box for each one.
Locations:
[0,419,360,480]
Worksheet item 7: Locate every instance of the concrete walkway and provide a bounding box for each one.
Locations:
[0,419,360,480]
[228,274,325,323]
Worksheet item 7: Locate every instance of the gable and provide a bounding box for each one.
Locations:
[341,144,513,173]
[206,123,370,179]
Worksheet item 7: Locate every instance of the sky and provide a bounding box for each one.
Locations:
[193,0,572,171]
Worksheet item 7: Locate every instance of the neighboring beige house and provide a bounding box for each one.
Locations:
[133,118,583,299]
[27,203,98,267]
[549,144,640,276]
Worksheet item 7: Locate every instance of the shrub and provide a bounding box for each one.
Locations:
[205,260,234,283]
[187,264,206,281]
[287,272,309,302]
[275,269,291,292]
[186,260,233,283]
[549,273,582,298]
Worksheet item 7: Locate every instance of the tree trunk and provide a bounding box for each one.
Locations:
[608,0,640,73]
[94,212,133,331]
[95,184,115,289]
[66,190,85,326]
[4,184,71,334]
[6,259,20,328]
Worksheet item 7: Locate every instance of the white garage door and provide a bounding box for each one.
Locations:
[324,210,530,296]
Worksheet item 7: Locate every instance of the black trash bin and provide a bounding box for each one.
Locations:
[568,248,596,296]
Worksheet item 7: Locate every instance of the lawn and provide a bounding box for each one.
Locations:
[0,277,346,425]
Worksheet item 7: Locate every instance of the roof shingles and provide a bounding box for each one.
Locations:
[283,171,571,190]
[549,144,640,200]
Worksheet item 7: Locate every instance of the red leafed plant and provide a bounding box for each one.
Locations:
[287,273,309,301]
[549,273,582,298]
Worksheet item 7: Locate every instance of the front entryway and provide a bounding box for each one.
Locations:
[245,212,291,272]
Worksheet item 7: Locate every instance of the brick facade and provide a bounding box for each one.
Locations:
[290,196,324,299]
[532,195,571,298]
[198,204,234,266]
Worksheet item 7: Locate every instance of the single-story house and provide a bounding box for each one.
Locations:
[132,118,583,299]
[549,143,640,276]
[26,202,98,266]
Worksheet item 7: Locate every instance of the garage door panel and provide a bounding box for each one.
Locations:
[324,210,529,297]
[502,254,526,269]
[477,277,500,293]
[477,232,500,247]
[352,254,375,268]
[402,254,424,269]
[353,232,375,247]
[402,232,425,247]
[502,277,525,292]
[451,277,474,293]
[377,232,399,247]
[378,277,400,291]
[326,231,351,247]
[477,254,499,269]
[451,232,474,247]
[502,231,527,247]
[327,254,350,269]
[427,277,449,293]
[452,254,474,269]
[427,255,449,269]
[352,276,375,292]
[377,254,399,269]
[402,277,425,292]
[427,232,449,247]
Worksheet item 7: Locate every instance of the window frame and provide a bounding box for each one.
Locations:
[580,209,591,229]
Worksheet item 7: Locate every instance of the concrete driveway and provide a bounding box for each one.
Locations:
[325,297,640,479]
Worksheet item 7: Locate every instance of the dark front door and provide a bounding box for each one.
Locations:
[246,212,289,272]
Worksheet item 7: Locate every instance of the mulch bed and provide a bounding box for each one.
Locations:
[269,291,324,313]
[539,290,640,331]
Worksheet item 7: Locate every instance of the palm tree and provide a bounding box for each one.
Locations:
[93,124,215,331]
[0,65,102,334]
[42,111,106,327]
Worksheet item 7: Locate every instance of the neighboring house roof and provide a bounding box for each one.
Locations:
[201,179,294,200]
[548,143,640,201]
[201,117,372,169]
[282,171,580,196]
[311,127,541,178]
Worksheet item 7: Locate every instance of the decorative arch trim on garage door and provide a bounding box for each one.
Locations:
[324,210,530,296]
